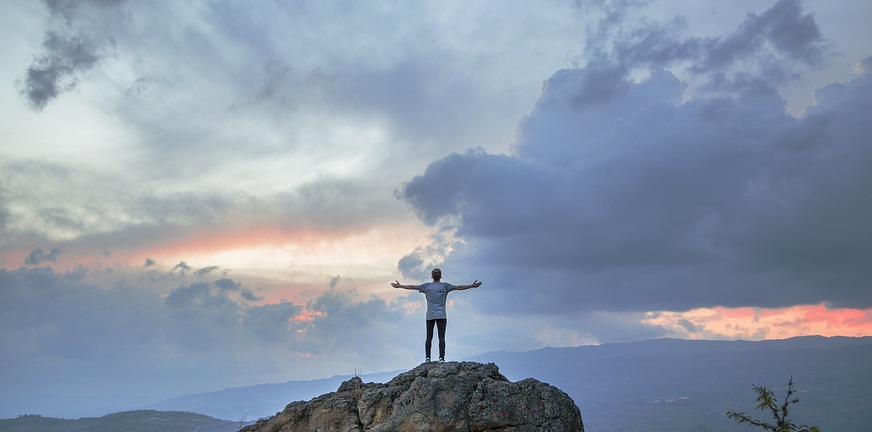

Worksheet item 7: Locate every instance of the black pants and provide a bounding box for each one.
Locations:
[425,319,447,359]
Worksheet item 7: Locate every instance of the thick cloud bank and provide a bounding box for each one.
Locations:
[0,265,418,407]
[398,1,872,314]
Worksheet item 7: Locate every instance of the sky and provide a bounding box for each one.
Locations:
[1,0,871,417]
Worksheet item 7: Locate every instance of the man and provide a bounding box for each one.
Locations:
[392,268,482,362]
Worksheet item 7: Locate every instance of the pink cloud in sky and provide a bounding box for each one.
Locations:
[643,304,872,340]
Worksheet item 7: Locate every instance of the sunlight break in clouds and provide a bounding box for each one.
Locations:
[644,305,872,340]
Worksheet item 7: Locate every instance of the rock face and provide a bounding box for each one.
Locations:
[240,361,583,432]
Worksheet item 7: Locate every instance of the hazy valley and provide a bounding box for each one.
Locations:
[3,336,870,432]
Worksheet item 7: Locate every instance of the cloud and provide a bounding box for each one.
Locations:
[0,267,165,365]
[305,287,415,359]
[165,282,212,308]
[20,31,100,110]
[397,1,872,314]
[171,261,192,274]
[243,301,305,342]
[25,248,61,265]
[3,1,589,269]
[214,277,262,302]
[193,265,220,276]
[397,221,464,280]
[578,0,829,102]
[0,157,408,262]
[0,265,420,400]
[18,0,124,110]
[15,0,585,178]
[0,193,8,232]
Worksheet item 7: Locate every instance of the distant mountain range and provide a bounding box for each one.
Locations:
[155,336,872,432]
[3,336,870,432]
[0,410,245,432]
[146,370,401,423]
[471,336,872,432]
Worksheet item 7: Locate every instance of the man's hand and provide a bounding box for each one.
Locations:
[455,280,482,290]
[391,280,401,288]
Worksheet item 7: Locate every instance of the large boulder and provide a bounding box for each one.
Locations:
[240,361,583,432]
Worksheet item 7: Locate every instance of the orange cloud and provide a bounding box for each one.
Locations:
[119,220,425,269]
[643,304,872,340]
[130,224,342,262]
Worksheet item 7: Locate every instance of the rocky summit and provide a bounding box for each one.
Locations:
[240,361,583,432]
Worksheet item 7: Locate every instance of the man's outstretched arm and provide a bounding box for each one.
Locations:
[454,280,482,291]
[391,281,419,290]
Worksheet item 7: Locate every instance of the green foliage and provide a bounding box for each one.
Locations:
[726,377,821,432]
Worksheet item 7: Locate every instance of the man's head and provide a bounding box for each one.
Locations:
[431,268,442,281]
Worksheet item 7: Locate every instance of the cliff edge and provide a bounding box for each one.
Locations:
[240,361,583,432]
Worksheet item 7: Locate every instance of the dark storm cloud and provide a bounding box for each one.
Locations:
[20,31,100,110]
[581,0,826,92]
[397,1,872,314]
[19,0,124,110]
[25,248,62,265]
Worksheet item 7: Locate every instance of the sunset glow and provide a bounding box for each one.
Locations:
[643,305,872,340]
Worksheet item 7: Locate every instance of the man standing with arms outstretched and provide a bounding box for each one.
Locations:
[392,268,482,362]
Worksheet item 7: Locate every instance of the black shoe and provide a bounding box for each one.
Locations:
[438,357,445,362]
[425,357,431,362]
